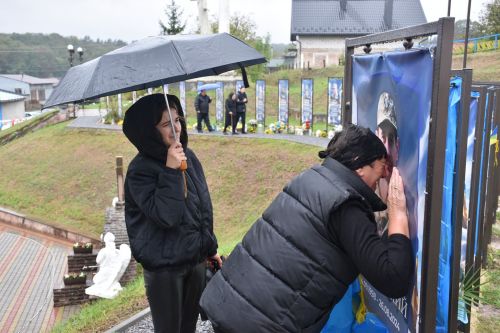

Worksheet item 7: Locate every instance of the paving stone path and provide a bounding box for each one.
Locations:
[0,222,77,333]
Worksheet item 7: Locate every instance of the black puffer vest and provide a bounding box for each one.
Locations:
[200,158,384,333]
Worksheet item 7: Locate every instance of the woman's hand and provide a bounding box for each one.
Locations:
[209,253,223,270]
[387,167,409,237]
[165,142,186,170]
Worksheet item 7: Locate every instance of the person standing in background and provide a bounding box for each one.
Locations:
[235,86,248,134]
[195,89,214,133]
[223,92,238,135]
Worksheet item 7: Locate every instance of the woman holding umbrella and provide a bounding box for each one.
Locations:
[122,93,222,333]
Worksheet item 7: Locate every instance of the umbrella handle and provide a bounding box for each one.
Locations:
[180,160,187,198]
[180,160,187,171]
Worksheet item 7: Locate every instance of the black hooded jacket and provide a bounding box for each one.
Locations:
[123,94,218,271]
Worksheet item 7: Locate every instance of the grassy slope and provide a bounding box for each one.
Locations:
[0,123,319,247]
[451,50,500,82]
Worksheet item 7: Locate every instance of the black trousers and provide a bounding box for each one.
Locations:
[144,262,205,333]
[197,112,213,132]
[223,112,236,133]
[234,112,246,133]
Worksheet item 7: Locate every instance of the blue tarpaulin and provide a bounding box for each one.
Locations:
[435,77,462,332]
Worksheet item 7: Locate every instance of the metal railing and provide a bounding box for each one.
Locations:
[453,33,500,53]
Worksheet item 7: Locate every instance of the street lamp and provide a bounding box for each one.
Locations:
[67,44,84,67]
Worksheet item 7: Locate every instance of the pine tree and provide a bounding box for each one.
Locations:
[159,0,186,35]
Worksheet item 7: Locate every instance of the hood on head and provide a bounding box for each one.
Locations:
[123,93,188,163]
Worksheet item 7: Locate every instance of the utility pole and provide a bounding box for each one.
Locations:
[218,0,230,34]
[191,0,210,34]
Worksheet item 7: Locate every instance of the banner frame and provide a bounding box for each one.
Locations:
[278,79,289,126]
[327,77,343,130]
[255,79,266,127]
[342,17,455,332]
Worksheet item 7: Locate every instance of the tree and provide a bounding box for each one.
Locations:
[229,14,257,42]
[159,0,186,35]
[479,0,500,35]
[454,19,486,39]
[210,14,271,80]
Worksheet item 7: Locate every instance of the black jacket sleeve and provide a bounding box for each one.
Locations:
[187,150,218,256]
[126,165,186,229]
[194,95,200,111]
[329,200,414,298]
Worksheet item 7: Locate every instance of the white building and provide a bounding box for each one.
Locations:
[290,0,427,68]
[0,90,26,129]
[0,74,58,109]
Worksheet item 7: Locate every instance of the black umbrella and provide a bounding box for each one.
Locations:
[44,33,266,108]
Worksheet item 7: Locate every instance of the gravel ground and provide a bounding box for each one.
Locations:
[124,315,214,333]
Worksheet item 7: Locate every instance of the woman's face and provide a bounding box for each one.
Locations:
[156,107,181,147]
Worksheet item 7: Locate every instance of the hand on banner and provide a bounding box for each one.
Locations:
[387,167,409,237]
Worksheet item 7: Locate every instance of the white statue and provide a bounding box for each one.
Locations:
[85,232,131,299]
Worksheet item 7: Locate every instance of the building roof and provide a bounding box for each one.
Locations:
[267,59,286,68]
[0,74,59,86]
[0,89,26,102]
[291,0,427,40]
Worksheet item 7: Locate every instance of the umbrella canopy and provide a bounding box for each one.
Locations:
[44,33,266,108]
[197,83,222,92]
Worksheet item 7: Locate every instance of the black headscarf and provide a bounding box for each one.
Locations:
[319,124,387,170]
[123,93,188,164]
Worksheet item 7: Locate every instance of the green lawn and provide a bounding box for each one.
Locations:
[0,122,320,244]
[473,224,500,332]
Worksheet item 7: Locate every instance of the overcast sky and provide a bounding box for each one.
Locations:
[0,0,491,44]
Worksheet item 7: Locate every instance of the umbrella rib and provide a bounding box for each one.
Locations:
[170,41,188,79]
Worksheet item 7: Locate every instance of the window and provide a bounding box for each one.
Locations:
[38,89,46,101]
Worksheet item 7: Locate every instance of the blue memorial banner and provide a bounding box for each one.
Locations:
[328,78,343,126]
[474,92,491,256]
[163,84,169,94]
[301,79,313,125]
[256,80,266,124]
[352,49,434,333]
[278,79,289,124]
[216,82,224,124]
[435,77,462,333]
[179,81,186,117]
[457,91,479,325]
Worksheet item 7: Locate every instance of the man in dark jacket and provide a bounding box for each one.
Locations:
[123,94,220,333]
[195,89,214,133]
[200,124,413,333]
[235,86,248,134]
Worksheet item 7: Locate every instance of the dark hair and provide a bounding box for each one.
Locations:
[227,92,234,100]
[123,93,188,163]
[318,124,387,170]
